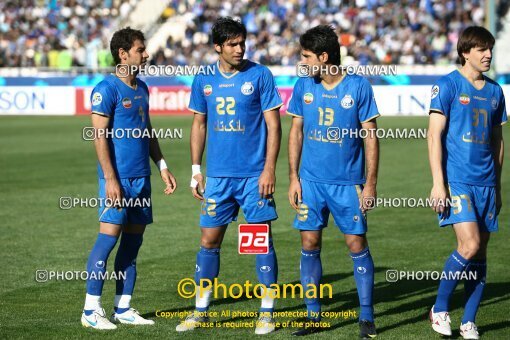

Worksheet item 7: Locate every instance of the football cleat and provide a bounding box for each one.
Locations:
[175,310,210,332]
[255,314,276,335]
[429,306,452,336]
[460,322,479,339]
[81,308,117,330]
[359,320,377,338]
[111,308,155,325]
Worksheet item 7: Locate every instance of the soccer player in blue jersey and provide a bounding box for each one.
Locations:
[175,17,282,335]
[428,26,506,339]
[287,25,379,338]
[80,27,177,330]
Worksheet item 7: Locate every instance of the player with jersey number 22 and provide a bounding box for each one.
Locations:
[176,17,283,335]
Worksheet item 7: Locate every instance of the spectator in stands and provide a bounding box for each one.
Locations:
[1,0,504,68]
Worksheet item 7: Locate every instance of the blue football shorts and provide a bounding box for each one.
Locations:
[438,182,498,232]
[293,179,367,235]
[199,176,278,228]
[98,176,152,225]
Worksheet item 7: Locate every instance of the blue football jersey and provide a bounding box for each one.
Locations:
[188,60,283,177]
[287,75,380,184]
[429,70,507,186]
[91,74,151,179]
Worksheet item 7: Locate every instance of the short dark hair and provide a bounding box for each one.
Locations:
[299,25,341,65]
[211,17,247,46]
[110,27,145,65]
[457,26,495,65]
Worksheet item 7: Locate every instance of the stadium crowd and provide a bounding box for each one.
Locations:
[0,0,137,68]
[154,0,488,67]
[1,0,506,68]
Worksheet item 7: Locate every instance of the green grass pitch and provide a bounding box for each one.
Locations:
[0,116,508,339]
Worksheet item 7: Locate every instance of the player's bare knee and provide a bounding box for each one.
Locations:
[458,241,480,260]
[301,237,320,251]
[200,237,222,249]
[345,236,367,253]
[347,242,365,253]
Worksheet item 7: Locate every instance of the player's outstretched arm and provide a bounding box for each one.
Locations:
[361,120,379,213]
[259,108,282,198]
[427,113,448,213]
[148,121,177,195]
[92,113,122,204]
[190,113,207,200]
[491,124,504,214]
[288,116,303,210]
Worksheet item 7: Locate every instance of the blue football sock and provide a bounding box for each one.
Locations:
[114,233,143,313]
[300,248,322,321]
[194,246,220,312]
[350,247,375,322]
[256,239,278,314]
[434,250,470,313]
[462,259,486,324]
[86,233,118,295]
[85,233,118,311]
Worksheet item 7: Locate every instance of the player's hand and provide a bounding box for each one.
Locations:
[160,169,177,195]
[258,168,276,198]
[430,184,449,213]
[360,184,376,213]
[496,189,502,215]
[105,178,123,208]
[288,177,302,210]
[190,173,205,201]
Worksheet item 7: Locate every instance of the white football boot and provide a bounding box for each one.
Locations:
[460,322,479,339]
[111,308,155,325]
[255,314,276,335]
[175,310,210,332]
[429,306,452,336]
[81,308,117,330]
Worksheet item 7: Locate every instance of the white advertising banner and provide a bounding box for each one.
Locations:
[0,85,509,116]
[0,87,75,115]
[374,85,510,116]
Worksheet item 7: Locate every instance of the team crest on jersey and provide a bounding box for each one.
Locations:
[459,94,470,105]
[204,85,212,96]
[92,92,102,106]
[431,85,439,99]
[304,93,313,104]
[491,97,498,110]
[341,94,354,109]
[122,97,132,109]
[241,82,254,95]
